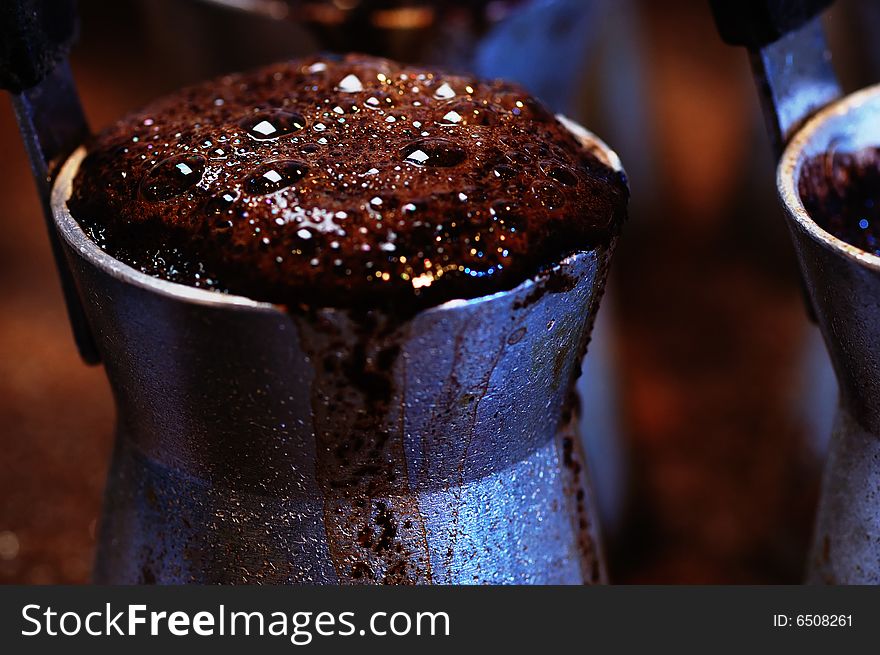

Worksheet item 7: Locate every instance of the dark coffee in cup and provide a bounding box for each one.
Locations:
[799,147,880,254]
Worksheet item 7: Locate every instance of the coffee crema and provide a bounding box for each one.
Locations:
[70,54,628,310]
[799,146,880,255]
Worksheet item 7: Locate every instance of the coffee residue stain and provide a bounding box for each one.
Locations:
[415,311,513,581]
[556,393,604,584]
[294,309,432,584]
[514,269,577,310]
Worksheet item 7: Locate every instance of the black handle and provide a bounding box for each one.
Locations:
[0,0,78,92]
[2,0,99,364]
[710,0,833,49]
[709,0,841,328]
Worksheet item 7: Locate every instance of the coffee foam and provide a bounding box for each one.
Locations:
[70,54,628,310]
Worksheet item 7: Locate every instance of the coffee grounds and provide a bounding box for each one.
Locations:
[799,146,880,255]
[69,54,628,310]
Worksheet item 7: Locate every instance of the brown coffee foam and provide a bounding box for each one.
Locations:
[70,54,628,310]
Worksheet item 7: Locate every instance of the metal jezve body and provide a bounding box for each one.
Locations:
[778,87,880,583]
[713,0,880,584]
[51,122,621,585]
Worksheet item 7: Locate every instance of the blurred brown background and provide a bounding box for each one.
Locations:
[1,0,878,584]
